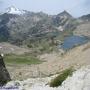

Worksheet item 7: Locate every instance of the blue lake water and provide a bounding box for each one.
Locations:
[61,35,88,50]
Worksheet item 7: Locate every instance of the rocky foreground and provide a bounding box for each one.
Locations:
[3,66,90,90]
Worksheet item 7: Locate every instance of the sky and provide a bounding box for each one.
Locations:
[0,0,90,17]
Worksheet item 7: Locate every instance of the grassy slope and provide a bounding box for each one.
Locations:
[4,54,43,65]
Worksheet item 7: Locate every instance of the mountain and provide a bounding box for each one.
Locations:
[74,21,90,37]
[52,11,78,33]
[74,14,90,37]
[0,6,89,49]
[56,10,72,18]
[79,14,90,22]
[6,6,26,15]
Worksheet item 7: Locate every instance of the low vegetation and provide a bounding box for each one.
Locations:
[4,54,43,65]
[49,68,74,87]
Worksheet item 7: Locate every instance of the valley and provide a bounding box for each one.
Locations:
[5,42,90,80]
[0,6,90,90]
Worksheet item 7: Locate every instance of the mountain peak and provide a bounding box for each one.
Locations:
[57,10,72,18]
[6,6,26,15]
[7,6,19,12]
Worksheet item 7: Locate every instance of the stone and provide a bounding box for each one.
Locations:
[0,54,11,86]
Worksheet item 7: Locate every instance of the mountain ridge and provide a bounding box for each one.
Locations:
[0,6,90,48]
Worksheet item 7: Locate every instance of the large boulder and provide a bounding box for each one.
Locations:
[0,54,11,86]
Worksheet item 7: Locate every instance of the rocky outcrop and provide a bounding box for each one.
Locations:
[5,66,90,90]
[0,54,11,86]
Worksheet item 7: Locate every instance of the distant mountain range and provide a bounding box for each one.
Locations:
[0,6,90,47]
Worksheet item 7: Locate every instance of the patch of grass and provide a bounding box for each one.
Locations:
[4,54,43,65]
[49,68,74,87]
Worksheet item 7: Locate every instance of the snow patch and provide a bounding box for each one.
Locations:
[6,6,26,15]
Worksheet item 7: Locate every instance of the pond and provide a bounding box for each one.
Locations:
[60,35,88,50]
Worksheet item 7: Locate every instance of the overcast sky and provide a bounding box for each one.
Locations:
[0,0,90,17]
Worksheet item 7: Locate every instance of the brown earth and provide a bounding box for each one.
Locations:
[0,42,30,55]
[6,42,90,80]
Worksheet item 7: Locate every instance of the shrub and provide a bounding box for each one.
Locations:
[49,68,74,87]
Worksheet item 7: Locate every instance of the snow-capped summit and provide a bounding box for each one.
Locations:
[6,6,26,15]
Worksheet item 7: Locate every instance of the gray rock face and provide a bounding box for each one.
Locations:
[5,66,90,90]
[0,55,11,86]
[0,10,75,45]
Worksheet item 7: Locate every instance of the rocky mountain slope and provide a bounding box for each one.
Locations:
[5,66,90,90]
[0,6,90,89]
[0,42,30,55]
[0,6,77,45]
[80,14,90,21]
[74,22,90,37]
[0,6,90,52]
[6,6,26,15]
[74,14,90,37]
[6,42,90,80]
